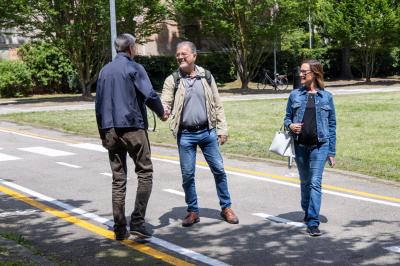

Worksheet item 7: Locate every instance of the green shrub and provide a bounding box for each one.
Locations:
[135,55,176,92]
[18,42,77,94]
[196,52,236,83]
[0,60,32,97]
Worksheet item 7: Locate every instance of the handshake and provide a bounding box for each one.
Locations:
[160,104,170,121]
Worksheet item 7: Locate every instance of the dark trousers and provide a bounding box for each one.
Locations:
[104,128,153,230]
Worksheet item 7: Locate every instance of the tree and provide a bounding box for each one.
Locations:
[0,0,167,96]
[317,0,399,81]
[171,0,305,89]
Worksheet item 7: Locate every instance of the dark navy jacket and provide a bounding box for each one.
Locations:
[95,53,164,137]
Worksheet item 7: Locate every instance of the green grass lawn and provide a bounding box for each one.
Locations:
[1,92,399,181]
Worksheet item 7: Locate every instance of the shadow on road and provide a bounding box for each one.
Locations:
[0,195,168,265]
[154,209,399,265]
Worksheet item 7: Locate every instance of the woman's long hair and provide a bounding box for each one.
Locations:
[302,59,325,89]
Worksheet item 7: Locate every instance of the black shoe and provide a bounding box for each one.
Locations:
[114,229,129,241]
[130,225,152,239]
[307,226,322,237]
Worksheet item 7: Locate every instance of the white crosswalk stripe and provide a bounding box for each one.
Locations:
[56,162,82,168]
[68,143,107,153]
[0,152,21,161]
[18,146,75,157]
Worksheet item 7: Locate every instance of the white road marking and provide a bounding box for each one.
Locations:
[152,157,400,208]
[100,172,130,180]
[100,172,112,177]
[384,246,400,254]
[163,189,186,197]
[0,178,230,266]
[0,209,38,218]
[18,147,74,157]
[2,129,400,208]
[150,237,230,266]
[252,213,306,228]
[0,153,21,161]
[56,162,82,169]
[68,143,107,153]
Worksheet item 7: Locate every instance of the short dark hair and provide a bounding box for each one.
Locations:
[114,33,136,53]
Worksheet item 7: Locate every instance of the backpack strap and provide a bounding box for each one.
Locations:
[204,69,212,87]
[172,69,213,98]
[172,70,181,98]
[170,69,213,112]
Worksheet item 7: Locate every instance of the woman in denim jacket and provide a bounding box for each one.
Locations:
[284,59,336,237]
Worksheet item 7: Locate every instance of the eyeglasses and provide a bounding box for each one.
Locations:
[176,53,193,59]
[300,70,312,75]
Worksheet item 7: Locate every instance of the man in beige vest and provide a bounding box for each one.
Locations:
[161,41,239,227]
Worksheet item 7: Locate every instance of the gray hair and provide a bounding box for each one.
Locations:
[114,33,136,53]
[177,41,197,54]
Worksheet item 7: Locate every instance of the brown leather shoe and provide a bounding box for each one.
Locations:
[221,208,239,224]
[182,212,200,227]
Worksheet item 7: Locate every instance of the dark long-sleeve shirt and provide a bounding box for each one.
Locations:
[95,53,164,138]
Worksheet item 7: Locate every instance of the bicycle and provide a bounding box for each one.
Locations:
[256,69,288,90]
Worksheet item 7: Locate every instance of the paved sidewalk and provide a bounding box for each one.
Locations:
[0,79,399,114]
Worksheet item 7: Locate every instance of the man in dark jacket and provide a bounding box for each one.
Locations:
[95,33,166,240]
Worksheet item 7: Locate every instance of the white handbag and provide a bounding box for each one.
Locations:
[269,125,295,158]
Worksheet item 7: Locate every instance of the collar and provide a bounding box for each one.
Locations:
[179,65,199,78]
[299,86,324,96]
[115,52,132,61]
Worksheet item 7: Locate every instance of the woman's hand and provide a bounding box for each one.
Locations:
[218,135,228,145]
[289,123,303,134]
[327,156,335,167]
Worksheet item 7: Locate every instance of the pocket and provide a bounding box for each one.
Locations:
[103,128,119,150]
[291,102,301,120]
[321,104,331,118]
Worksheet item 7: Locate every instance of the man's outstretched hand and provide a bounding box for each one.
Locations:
[160,105,170,121]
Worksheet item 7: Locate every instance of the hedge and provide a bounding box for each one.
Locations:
[135,52,236,91]
[0,60,32,97]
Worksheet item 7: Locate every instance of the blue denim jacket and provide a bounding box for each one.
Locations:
[284,86,336,157]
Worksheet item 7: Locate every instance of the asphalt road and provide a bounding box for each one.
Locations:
[0,121,399,265]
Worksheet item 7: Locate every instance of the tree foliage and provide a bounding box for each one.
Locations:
[171,0,306,89]
[1,0,167,96]
[317,0,400,81]
[18,42,76,93]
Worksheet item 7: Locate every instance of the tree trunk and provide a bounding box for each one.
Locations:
[240,78,249,90]
[79,78,92,97]
[340,46,353,79]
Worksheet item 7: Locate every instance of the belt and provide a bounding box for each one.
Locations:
[297,142,319,148]
[180,124,208,132]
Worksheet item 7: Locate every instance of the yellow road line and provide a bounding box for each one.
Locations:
[0,127,80,144]
[1,127,399,204]
[152,153,400,203]
[0,185,194,266]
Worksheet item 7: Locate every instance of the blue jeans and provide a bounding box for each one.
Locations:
[294,142,329,227]
[177,128,232,213]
